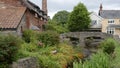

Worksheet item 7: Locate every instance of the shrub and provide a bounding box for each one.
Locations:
[37,31,60,46]
[22,30,35,43]
[38,55,61,68]
[0,62,9,68]
[21,43,38,52]
[0,34,22,67]
[101,38,116,55]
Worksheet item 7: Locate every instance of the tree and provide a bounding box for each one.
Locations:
[68,3,91,32]
[45,20,69,33]
[52,10,70,26]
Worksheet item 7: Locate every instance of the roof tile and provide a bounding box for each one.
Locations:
[0,7,26,29]
[100,10,120,19]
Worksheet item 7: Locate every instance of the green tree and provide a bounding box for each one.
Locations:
[45,20,69,33]
[52,10,70,26]
[68,3,91,32]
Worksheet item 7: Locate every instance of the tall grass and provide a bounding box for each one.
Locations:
[18,42,81,68]
[73,51,111,68]
[111,39,120,68]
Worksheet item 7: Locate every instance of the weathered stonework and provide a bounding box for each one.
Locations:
[11,57,39,68]
[60,32,113,46]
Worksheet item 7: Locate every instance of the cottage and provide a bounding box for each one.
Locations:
[99,4,120,37]
[0,7,26,35]
[0,0,48,35]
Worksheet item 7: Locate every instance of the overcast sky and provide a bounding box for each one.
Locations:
[29,0,120,18]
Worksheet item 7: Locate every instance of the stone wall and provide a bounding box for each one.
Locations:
[11,57,39,68]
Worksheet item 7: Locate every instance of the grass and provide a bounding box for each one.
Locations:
[73,51,111,68]
[17,42,82,68]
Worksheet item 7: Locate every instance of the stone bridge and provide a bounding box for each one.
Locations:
[60,32,113,46]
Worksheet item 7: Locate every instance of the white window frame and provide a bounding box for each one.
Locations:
[107,28,115,35]
[108,19,114,24]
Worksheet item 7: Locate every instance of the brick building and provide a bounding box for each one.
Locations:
[0,0,48,35]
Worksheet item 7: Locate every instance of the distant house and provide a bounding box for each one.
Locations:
[0,0,48,35]
[90,12,103,31]
[99,4,120,37]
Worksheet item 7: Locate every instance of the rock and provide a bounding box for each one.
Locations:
[51,50,57,54]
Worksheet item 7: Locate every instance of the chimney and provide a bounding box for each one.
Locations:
[42,0,47,15]
[100,4,103,11]
[98,4,103,16]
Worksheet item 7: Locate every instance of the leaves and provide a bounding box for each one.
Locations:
[68,2,91,32]
[0,34,22,65]
[45,20,69,33]
[37,31,60,46]
[52,10,70,26]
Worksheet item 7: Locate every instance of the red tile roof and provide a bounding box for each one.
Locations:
[0,7,26,29]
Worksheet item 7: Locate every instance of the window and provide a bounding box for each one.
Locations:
[91,20,97,25]
[35,13,38,18]
[108,19,114,24]
[107,28,115,34]
[21,26,23,32]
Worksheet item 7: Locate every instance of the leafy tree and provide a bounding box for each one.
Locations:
[68,3,91,32]
[52,10,70,26]
[45,20,69,33]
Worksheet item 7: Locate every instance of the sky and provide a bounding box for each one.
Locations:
[29,0,120,18]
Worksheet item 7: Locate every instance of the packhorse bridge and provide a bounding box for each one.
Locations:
[60,32,114,46]
[60,32,120,60]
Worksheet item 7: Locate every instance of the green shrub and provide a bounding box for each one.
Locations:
[0,34,22,67]
[37,31,59,46]
[21,43,38,52]
[0,62,9,68]
[38,55,61,68]
[22,30,35,43]
[101,38,116,55]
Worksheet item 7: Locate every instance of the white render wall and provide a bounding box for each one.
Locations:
[90,12,103,28]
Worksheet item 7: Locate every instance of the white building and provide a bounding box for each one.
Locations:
[90,12,103,29]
